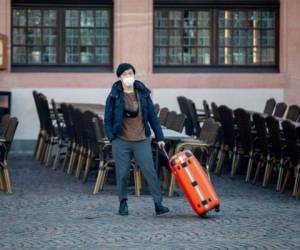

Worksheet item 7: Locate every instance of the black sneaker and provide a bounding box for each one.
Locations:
[155,203,169,216]
[119,199,128,216]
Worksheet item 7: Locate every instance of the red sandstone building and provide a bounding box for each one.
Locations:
[0,0,299,150]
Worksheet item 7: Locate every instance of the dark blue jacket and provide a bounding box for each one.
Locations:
[104,80,164,141]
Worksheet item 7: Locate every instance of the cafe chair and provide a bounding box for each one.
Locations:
[214,105,236,176]
[0,117,19,193]
[285,105,300,122]
[263,98,276,116]
[273,102,287,118]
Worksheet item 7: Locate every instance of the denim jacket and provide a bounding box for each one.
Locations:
[104,80,164,141]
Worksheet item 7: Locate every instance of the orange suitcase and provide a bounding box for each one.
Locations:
[165,149,220,216]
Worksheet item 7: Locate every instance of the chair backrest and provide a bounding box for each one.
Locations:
[234,108,252,153]
[281,120,299,166]
[211,102,221,122]
[263,98,276,115]
[265,116,282,159]
[186,99,201,137]
[158,107,169,126]
[4,117,19,152]
[273,102,287,118]
[60,103,75,141]
[177,96,194,136]
[217,105,235,148]
[285,105,300,121]
[0,114,10,136]
[252,113,268,156]
[32,91,44,129]
[83,111,97,151]
[167,113,186,133]
[199,118,221,145]
[92,115,106,142]
[165,111,177,129]
[51,99,66,140]
[39,94,56,136]
[154,103,160,114]
[203,100,211,118]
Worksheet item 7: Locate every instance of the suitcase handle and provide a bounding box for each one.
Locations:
[160,146,170,161]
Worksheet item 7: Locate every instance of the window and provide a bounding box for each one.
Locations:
[154,0,279,73]
[11,1,113,72]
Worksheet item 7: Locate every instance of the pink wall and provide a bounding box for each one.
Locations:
[0,0,298,98]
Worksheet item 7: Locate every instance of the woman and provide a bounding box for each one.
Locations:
[104,63,169,216]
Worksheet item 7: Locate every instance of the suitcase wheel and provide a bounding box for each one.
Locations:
[215,205,220,213]
[185,151,193,158]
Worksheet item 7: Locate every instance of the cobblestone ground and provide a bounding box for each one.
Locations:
[0,155,300,250]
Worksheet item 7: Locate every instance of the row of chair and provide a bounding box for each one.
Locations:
[0,114,19,193]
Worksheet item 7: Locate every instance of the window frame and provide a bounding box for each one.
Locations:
[11,2,114,72]
[153,0,280,73]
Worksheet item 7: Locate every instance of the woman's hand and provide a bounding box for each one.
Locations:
[157,141,165,150]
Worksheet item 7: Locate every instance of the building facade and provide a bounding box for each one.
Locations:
[0,0,299,150]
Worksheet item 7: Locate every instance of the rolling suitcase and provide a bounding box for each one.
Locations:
[163,148,220,216]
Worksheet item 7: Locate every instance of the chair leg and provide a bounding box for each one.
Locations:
[208,148,218,173]
[52,141,62,170]
[2,161,12,193]
[252,160,262,184]
[0,168,5,191]
[245,152,254,182]
[263,160,273,187]
[230,150,239,177]
[45,138,55,167]
[75,147,84,179]
[215,145,225,175]
[276,161,286,192]
[93,160,105,194]
[63,149,71,171]
[82,151,92,183]
[168,173,176,197]
[280,166,292,193]
[35,133,44,161]
[292,165,300,196]
[67,143,77,175]
[34,131,42,158]
[134,167,142,196]
[296,183,300,199]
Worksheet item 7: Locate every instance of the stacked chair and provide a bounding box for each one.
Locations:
[0,115,19,193]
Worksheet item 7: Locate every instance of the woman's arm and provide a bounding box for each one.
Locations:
[104,95,115,141]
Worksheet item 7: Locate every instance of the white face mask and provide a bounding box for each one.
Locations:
[122,76,135,87]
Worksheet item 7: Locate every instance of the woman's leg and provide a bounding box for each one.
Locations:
[132,138,163,204]
[112,138,133,202]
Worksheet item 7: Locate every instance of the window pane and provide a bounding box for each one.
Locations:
[219,11,233,28]
[198,48,210,64]
[261,48,275,64]
[218,47,232,64]
[43,10,56,27]
[155,10,168,28]
[96,29,110,45]
[65,47,80,64]
[198,11,210,28]
[80,46,94,64]
[13,9,26,26]
[154,47,167,65]
[248,11,260,28]
[169,11,181,28]
[95,47,109,64]
[43,28,56,45]
[155,29,168,46]
[65,10,79,27]
[28,9,41,26]
[42,47,56,64]
[80,28,95,45]
[28,47,42,64]
[233,11,247,28]
[198,29,210,46]
[219,29,232,46]
[183,29,196,46]
[13,47,26,64]
[13,28,26,45]
[169,29,181,46]
[184,11,197,28]
[183,47,197,64]
[233,30,246,46]
[169,47,182,64]
[233,48,246,64]
[247,29,261,46]
[261,30,275,46]
[27,28,42,45]
[81,10,94,27]
[96,10,110,27]
[247,48,261,64]
[261,11,275,28]
[66,29,79,45]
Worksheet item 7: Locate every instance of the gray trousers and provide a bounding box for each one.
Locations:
[112,137,163,204]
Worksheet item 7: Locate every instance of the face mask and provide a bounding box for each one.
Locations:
[122,76,135,87]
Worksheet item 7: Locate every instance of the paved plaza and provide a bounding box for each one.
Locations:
[0,154,299,249]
